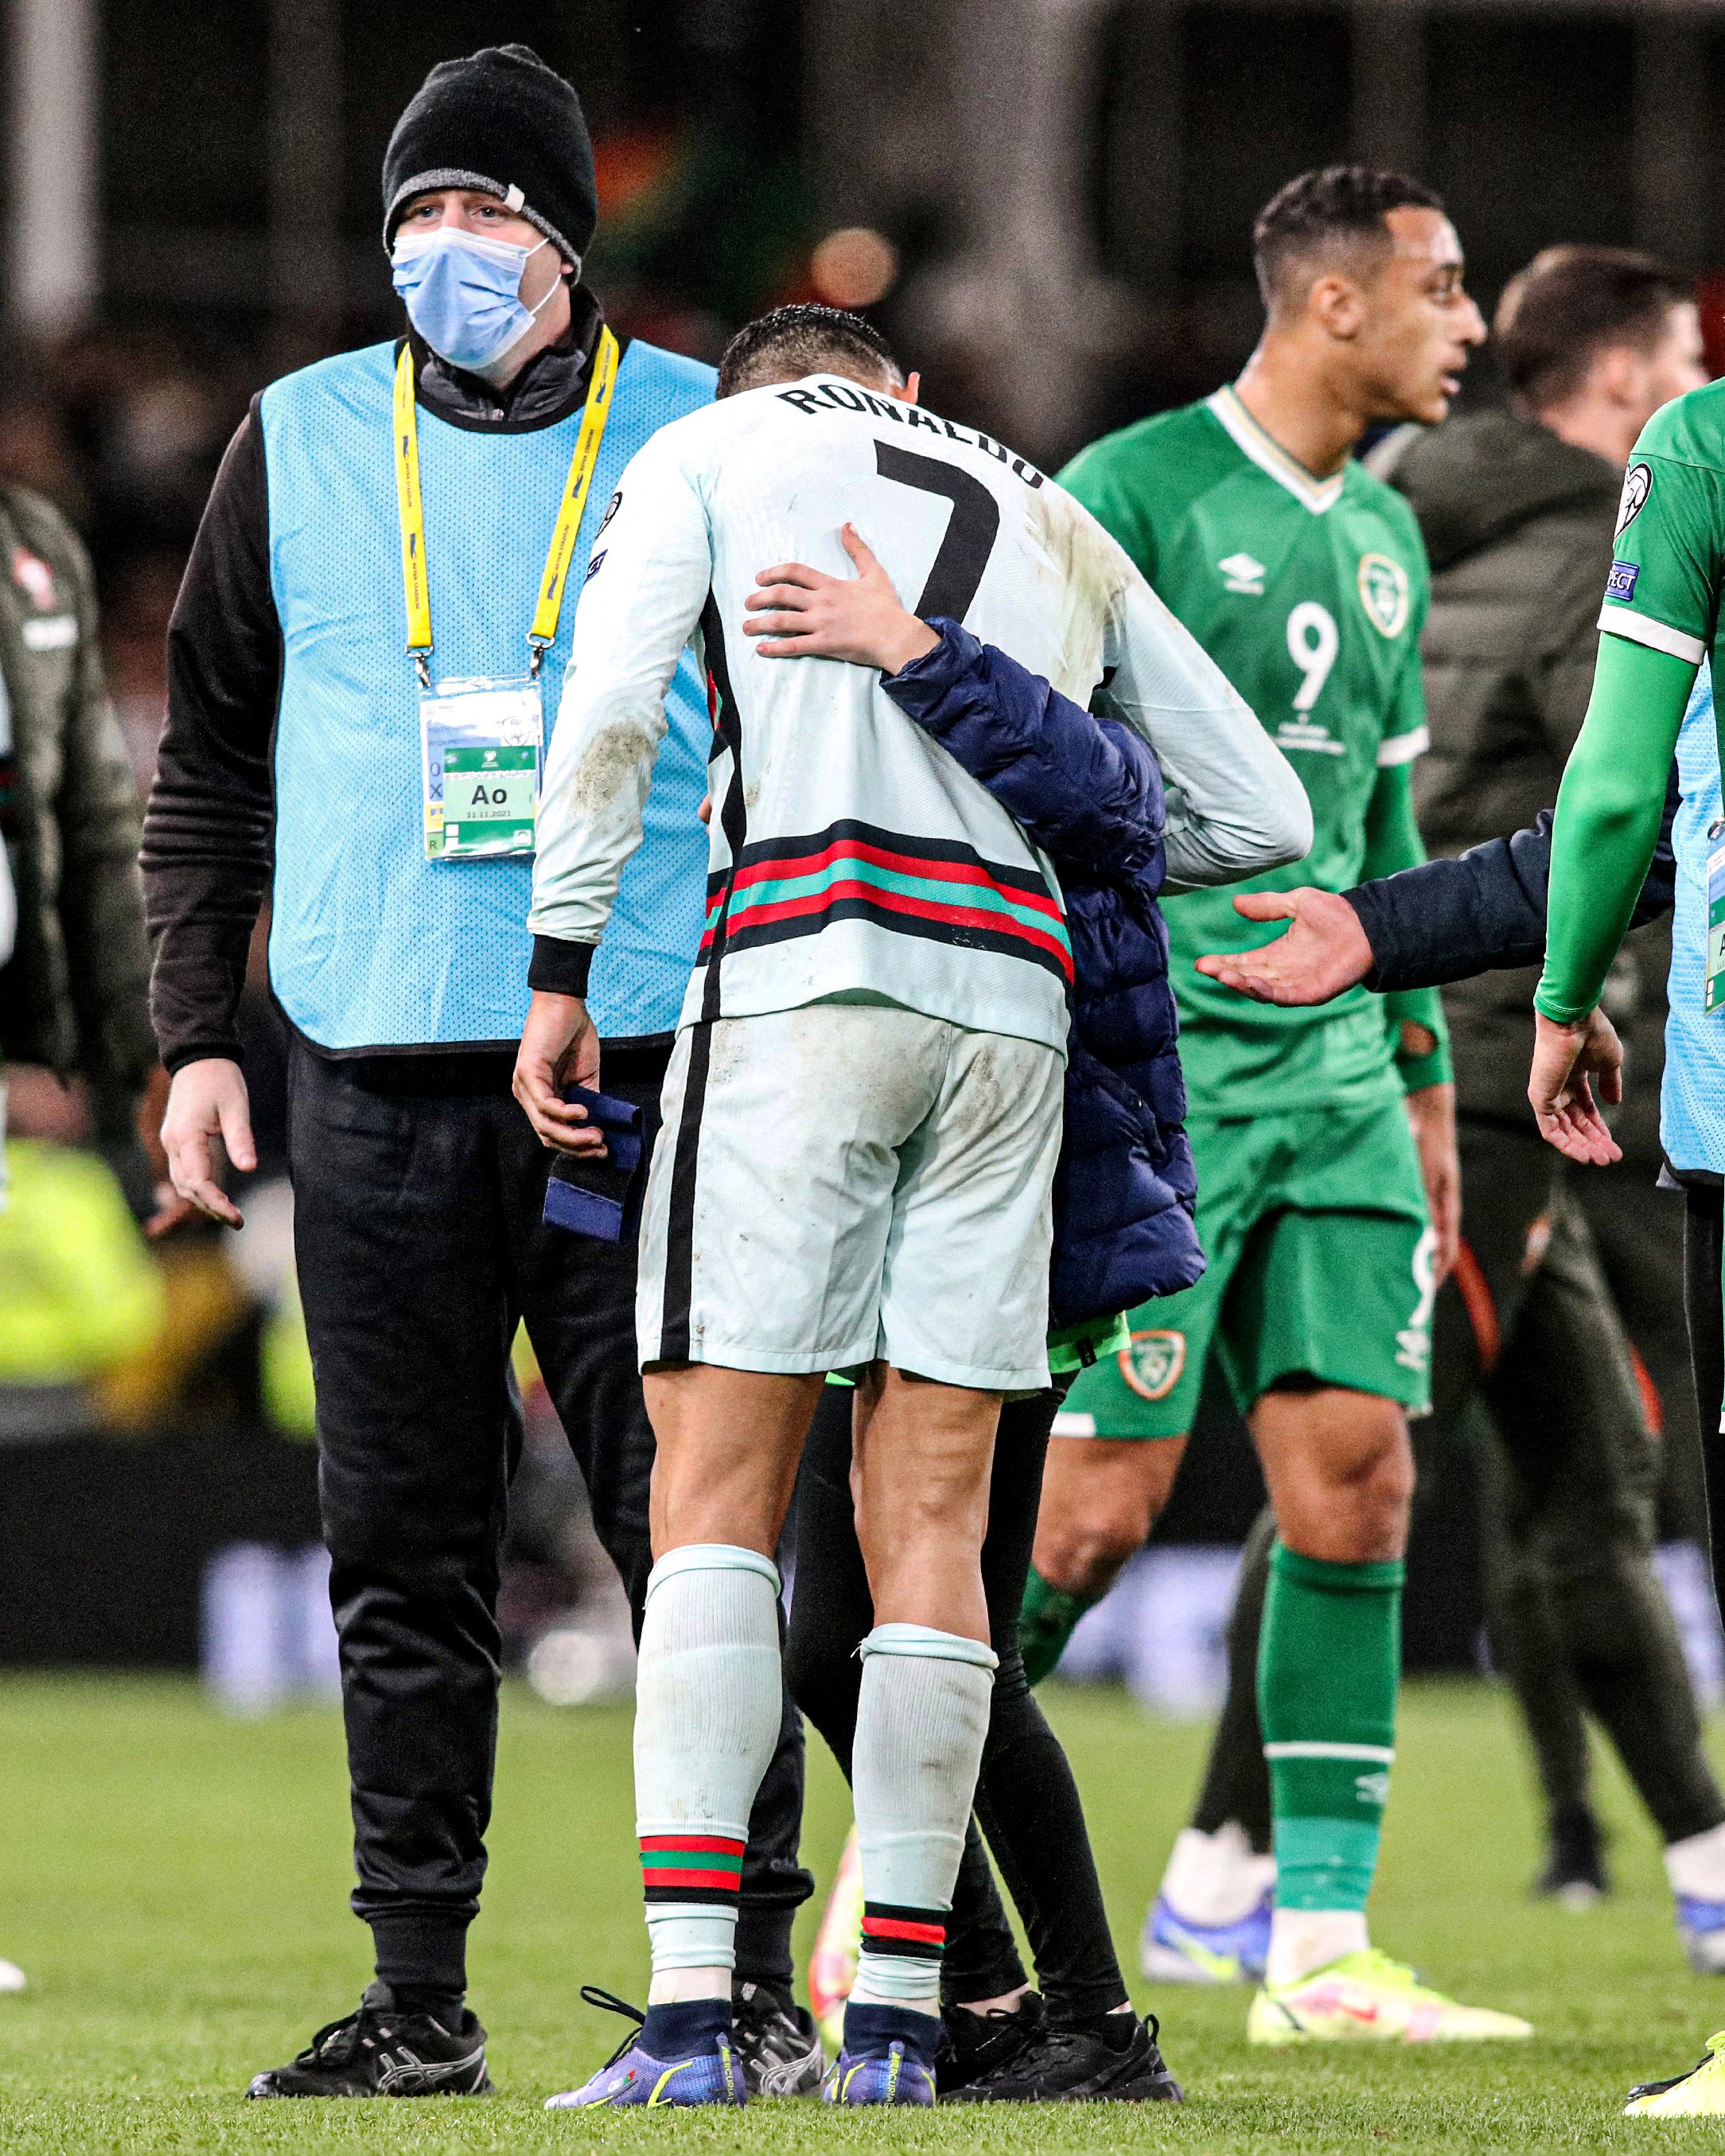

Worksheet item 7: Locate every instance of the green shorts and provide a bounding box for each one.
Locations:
[1060,1096,1435,1439]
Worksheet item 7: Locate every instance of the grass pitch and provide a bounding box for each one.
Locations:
[0,1674,1721,2150]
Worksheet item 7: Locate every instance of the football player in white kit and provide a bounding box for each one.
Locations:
[514,306,1310,2107]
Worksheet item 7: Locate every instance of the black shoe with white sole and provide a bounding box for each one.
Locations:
[731,1979,825,2096]
[244,1983,493,2099]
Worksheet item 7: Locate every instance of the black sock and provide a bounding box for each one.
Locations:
[641,1998,732,2055]
[843,2001,940,2064]
[376,1979,465,2026]
[734,1977,795,2014]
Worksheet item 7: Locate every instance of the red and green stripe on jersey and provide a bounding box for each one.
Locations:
[639,1832,745,1905]
[699,819,1072,987]
[859,1901,947,1961]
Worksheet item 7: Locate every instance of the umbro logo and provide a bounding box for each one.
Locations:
[1219,552,1266,595]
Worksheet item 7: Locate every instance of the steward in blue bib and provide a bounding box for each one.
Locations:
[141,43,813,2098]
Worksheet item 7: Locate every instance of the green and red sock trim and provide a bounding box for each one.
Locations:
[639,1833,746,1905]
[859,1901,947,1961]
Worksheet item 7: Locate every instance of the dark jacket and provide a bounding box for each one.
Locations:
[885,622,1202,1330]
[0,482,154,1130]
[1390,409,1668,1144]
[1349,768,1677,990]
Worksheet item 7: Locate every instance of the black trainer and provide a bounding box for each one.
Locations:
[936,1992,1046,2096]
[943,2006,1183,2103]
[730,1979,824,2096]
[245,1983,493,2098]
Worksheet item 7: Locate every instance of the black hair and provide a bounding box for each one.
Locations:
[1252,165,1447,312]
[716,303,901,399]
[1495,245,1693,410]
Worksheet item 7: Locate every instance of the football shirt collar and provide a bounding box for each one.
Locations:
[1206,384,1345,516]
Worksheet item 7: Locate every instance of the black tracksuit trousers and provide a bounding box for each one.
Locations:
[286,1038,811,1997]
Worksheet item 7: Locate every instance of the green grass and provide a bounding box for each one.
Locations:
[1,1675,1723,2149]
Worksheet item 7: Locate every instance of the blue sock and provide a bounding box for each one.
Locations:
[640,1998,732,2056]
[843,2001,940,2064]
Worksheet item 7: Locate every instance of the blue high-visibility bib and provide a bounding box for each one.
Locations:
[259,336,714,1051]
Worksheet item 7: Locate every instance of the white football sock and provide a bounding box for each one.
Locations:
[633,1543,782,2006]
[1667,1820,1725,1901]
[1161,1823,1278,1926]
[1266,1908,1369,1989]
[849,1623,998,2019]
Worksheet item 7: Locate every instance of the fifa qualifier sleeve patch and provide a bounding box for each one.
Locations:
[1616,461,1651,537]
[1597,451,1722,666]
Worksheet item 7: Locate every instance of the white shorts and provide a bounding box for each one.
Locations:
[636,1003,1064,1393]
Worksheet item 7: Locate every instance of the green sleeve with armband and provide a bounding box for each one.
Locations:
[1361,756,1451,1091]
[1534,634,1695,1023]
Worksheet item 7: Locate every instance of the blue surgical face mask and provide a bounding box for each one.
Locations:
[391,224,556,376]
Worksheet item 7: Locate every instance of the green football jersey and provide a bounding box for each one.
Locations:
[1061,385,1431,1113]
[1597,376,1725,774]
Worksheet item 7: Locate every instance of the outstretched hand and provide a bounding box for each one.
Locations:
[744,523,938,674]
[1193,888,1376,1006]
[1528,1007,1624,1166]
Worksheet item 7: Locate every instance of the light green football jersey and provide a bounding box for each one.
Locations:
[1061,385,1431,1113]
[1596,375,1725,774]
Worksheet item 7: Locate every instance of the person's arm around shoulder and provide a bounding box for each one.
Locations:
[516,427,714,1154]
[744,524,1164,882]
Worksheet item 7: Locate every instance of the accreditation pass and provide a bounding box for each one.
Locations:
[422,677,543,860]
[1708,840,1725,1013]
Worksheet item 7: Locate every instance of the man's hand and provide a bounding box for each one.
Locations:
[744,523,938,674]
[1405,1080,1460,1285]
[1193,889,1375,1006]
[512,991,606,1155]
[1528,1007,1624,1166]
[160,1057,256,1228]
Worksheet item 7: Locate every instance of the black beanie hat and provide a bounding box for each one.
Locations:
[381,44,598,267]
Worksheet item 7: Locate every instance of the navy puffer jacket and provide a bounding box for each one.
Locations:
[884,622,1203,1328]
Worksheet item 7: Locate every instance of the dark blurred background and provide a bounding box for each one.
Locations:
[4,0,1723,1711]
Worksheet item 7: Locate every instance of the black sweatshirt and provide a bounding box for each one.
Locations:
[141,298,607,1074]
[1346,761,1680,993]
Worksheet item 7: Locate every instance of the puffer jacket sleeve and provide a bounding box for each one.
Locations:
[882,620,1163,887]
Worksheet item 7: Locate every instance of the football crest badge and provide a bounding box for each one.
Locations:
[1120,1328,1186,1402]
[1357,552,1409,638]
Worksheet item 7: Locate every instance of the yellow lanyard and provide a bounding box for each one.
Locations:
[393,323,620,685]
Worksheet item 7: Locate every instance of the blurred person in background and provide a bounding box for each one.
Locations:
[142,43,816,2102]
[0,411,160,1993]
[1145,248,1725,1976]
